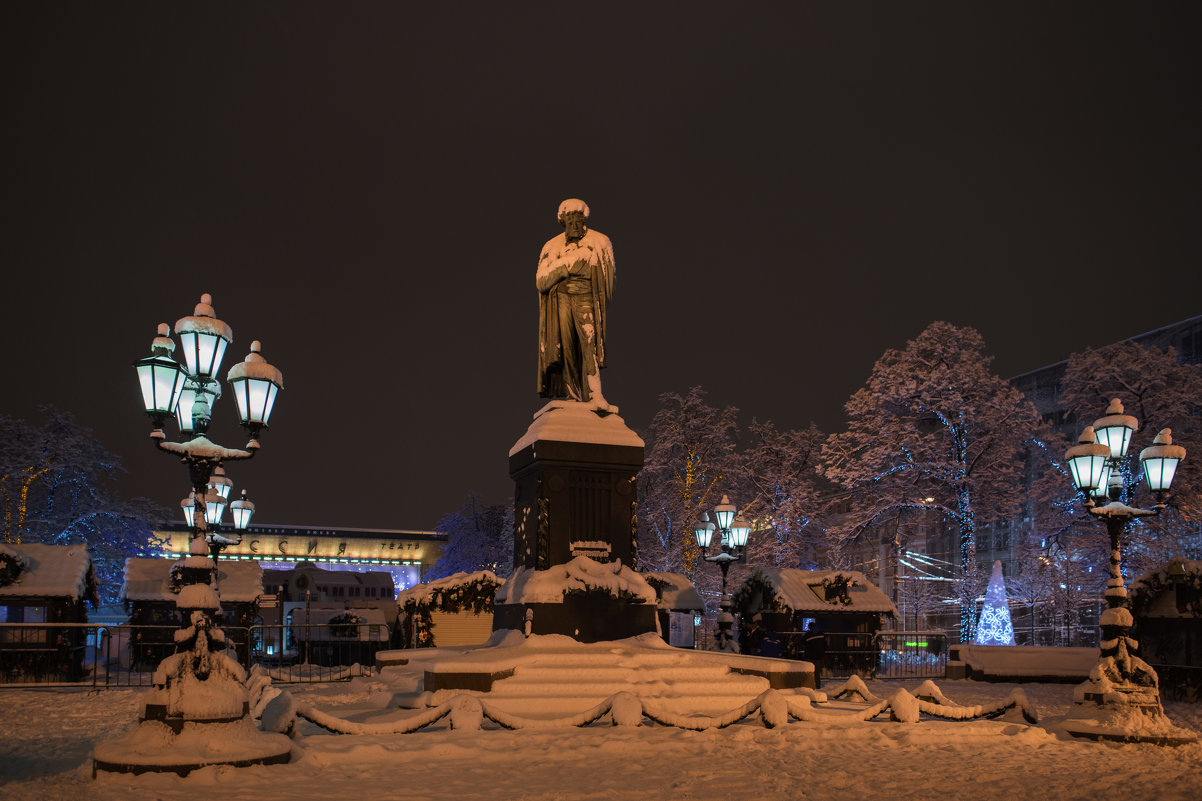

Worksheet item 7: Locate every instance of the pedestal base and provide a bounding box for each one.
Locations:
[493,599,657,643]
[510,401,644,571]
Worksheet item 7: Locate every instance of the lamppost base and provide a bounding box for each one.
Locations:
[93,717,292,777]
[1060,676,1197,745]
[1060,703,1198,746]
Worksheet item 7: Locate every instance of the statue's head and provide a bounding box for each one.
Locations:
[557,198,589,242]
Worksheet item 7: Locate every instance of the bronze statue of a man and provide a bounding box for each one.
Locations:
[537,198,615,409]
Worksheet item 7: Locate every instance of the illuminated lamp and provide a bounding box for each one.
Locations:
[693,511,716,549]
[202,489,227,527]
[208,466,232,500]
[227,340,284,437]
[714,494,735,532]
[174,293,233,380]
[181,491,197,529]
[230,489,255,530]
[133,324,187,428]
[1141,428,1186,495]
[729,513,752,548]
[1065,427,1110,494]
[1093,398,1139,460]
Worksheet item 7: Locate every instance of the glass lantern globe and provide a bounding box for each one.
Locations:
[729,514,752,549]
[1090,463,1112,501]
[181,491,197,529]
[208,466,232,500]
[226,340,284,434]
[229,490,255,531]
[714,495,736,532]
[1092,398,1139,460]
[202,489,228,527]
[1066,427,1110,493]
[1140,428,1186,494]
[133,324,187,426]
[174,293,233,381]
[694,512,715,549]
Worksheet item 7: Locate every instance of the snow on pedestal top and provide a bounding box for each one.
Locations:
[510,401,644,456]
[496,556,656,605]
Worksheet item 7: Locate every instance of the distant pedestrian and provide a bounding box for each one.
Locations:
[803,623,826,688]
[760,629,782,658]
[740,614,764,656]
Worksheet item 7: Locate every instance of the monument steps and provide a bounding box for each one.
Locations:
[451,655,772,717]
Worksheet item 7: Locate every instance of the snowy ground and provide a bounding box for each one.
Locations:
[2,672,1200,801]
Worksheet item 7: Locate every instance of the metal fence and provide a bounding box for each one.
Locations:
[0,621,392,687]
[875,631,948,679]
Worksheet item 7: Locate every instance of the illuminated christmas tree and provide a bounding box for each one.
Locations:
[974,560,1016,645]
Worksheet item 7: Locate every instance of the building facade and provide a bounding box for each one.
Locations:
[153,522,447,597]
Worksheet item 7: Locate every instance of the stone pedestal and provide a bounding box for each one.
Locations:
[499,401,653,641]
[509,401,644,570]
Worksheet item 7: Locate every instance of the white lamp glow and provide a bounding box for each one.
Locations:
[694,512,715,549]
[174,293,233,380]
[1141,428,1186,494]
[714,495,735,531]
[1092,398,1139,460]
[1066,427,1110,493]
[729,514,752,548]
[230,490,255,530]
[133,324,187,424]
[227,340,284,432]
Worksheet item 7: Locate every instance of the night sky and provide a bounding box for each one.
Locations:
[5,4,1201,531]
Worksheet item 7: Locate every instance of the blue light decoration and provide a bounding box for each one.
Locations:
[974,560,1015,646]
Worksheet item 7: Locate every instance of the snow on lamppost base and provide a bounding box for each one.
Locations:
[93,559,292,775]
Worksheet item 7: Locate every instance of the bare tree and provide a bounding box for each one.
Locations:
[819,322,1042,642]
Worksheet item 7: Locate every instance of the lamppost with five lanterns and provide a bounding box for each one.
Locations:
[96,293,290,776]
[1061,397,1195,744]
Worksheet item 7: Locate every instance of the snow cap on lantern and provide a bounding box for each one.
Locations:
[174,293,234,380]
[133,323,187,424]
[1140,428,1186,493]
[226,340,284,432]
[1065,427,1110,493]
[1092,398,1139,460]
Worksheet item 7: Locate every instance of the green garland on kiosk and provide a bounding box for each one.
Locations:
[1132,563,1202,618]
[821,573,856,605]
[0,548,26,587]
[403,572,505,648]
[731,570,783,617]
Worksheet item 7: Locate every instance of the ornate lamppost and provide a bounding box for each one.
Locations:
[95,293,289,776]
[1061,398,1195,744]
[694,495,753,599]
[694,495,751,651]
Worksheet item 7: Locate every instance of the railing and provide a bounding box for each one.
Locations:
[0,621,393,687]
[875,631,948,679]
[1149,663,1202,703]
[250,623,391,683]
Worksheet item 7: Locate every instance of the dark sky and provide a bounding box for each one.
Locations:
[5,3,1201,531]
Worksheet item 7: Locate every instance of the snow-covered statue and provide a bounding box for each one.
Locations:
[536,198,615,410]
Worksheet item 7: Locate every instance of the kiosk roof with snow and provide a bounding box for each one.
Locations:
[736,568,897,615]
[0,543,96,603]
